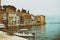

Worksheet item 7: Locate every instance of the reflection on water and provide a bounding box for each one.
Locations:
[21,24,60,40]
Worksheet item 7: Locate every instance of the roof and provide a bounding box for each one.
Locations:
[3,5,16,10]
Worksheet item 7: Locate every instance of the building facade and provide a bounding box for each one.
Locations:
[40,15,45,25]
[34,15,45,25]
[0,5,46,34]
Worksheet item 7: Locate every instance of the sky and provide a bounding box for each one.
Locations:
[1,0,60,22]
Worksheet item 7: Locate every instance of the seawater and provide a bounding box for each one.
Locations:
[28,23,60,40]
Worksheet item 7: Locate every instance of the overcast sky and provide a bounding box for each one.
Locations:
[1,0,60,17]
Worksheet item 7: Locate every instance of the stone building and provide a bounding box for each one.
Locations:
[0,9,4,24]
[40,15,45,25]
[31,14,36,25]
[35,16,41,25]
[0,5,46,34]
[3,5,20,26]
[0,5,7,24]
[0,5,20,34]
[18,9,32,25]
[8,13,20,26]
[34,15,45,25]
[23,13,31,24]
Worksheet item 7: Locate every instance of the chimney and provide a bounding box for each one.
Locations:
[22,8,26,13]
[27,10,29,14]
[17,9,20,13]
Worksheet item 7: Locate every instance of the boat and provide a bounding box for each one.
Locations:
[14,32,35,38]
[14,29,35,38]
[20,29,28,31]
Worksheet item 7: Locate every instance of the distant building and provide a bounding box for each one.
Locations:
[40,15,45,25]
[35,15,45,25]
[8,12,20,26]
[19,9,31,25]
[2,5,18,26]
[0,5,46,34]
[0,7,6,24]
[35,16,41,25]
[0,5,46,26]
[23,14,31,24]
[20,15,24,24]
[0,5,19,34]
[31,14,36,24]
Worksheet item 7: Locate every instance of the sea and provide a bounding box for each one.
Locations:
[27,17,60,40]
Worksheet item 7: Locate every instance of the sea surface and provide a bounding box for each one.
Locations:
[26,23,60,40]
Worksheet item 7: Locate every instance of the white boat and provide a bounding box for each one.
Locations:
[14,29,35,38]
[20,29,28,31]
[14,32,35,38]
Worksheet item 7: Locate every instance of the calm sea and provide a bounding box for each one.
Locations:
[27,17,60,40]
[28,23,60,40]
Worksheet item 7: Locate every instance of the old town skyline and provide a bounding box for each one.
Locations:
[1,0,60,17]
